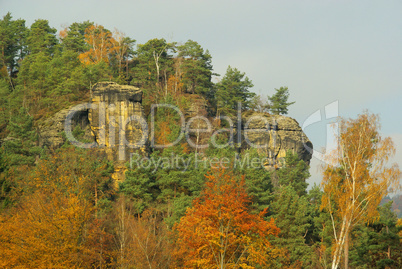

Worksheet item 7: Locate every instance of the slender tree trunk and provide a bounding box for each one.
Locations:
[331,216,348,269]
[195,107,200,154]
[164,70,168,96]
[95,183,98,202]
[386,225,391,259]
[153,51,160,90]
[126,58,129,81]
[344,231,349,269]
[119,56,122,75]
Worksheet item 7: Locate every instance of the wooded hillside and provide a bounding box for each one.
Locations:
[0,14,401,268]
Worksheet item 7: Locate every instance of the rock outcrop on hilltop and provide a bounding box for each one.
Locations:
[38,82,146,155]
[240,111,312,168]
[38,82,312,181]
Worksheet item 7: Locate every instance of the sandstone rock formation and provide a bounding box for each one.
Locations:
[88,82,147,181]
[38,106,93,149]
[38,82,312,181]
[38,82,147,182]
[240,111,312,168]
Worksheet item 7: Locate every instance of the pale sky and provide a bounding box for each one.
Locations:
[1,0,401,189]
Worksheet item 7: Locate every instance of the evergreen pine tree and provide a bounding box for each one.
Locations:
[350,202,402,268]
[2,107,41,167]
[276,150,310,196]
[177,40,213,96]
[215,66,255,117]
[270,185,313,267]
[268,86,295,115]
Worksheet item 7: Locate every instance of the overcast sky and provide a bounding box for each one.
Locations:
[1,0,401,189]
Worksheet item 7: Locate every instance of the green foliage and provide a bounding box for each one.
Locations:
[276,150,310,196]
[131,38,175,88]
[1,107,42,167]
[270,185,313,267]
[215,66,255,116]
[0,153,12,209]
[120,165,157,213]
[350,202,402,268]
[0,107,42,209]
[60,21,93,53]
[177,40,213,95]
[7,19,115,119]
[307,185,334,267]
[0,12,27,78]
[236,148,274,212]
[26,19,58,55]
[268,86,295,115]
[84,60,113,86]
[17,51,51,88]
[0,78,11,137]
[109,34,135,80]
[17,49,90,116]
[46,50,87,97]
[121,150,207,227]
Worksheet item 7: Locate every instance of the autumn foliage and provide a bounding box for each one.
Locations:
[0,147,115,268]
[321,113,401,269]
[2,13,402,268]
[0,176,114,268]
[79,24,117,65]
[172,169,281,268]
[112,198,171,269]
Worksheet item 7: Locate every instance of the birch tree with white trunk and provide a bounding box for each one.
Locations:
[320,112,401,269]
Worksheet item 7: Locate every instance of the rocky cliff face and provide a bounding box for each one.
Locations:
[38,82,312,181]
[38,106,93,149]
[88,81,146,159]
[240,111,312,168]
[88,82,147,180]
[38,82,147,182]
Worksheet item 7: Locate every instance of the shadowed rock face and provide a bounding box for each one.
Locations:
[240,111,313,168]
[38,107,93,149]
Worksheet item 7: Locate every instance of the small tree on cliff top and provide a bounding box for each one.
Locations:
[268,86,295,115]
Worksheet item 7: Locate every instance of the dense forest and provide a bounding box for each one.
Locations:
[0,13,401,269]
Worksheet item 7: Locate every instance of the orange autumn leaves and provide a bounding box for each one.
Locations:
[320,113,401,269]
[78,24,119,66]
[173,169,281,268]
[0,176,113,268]
[0,148,115,268]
